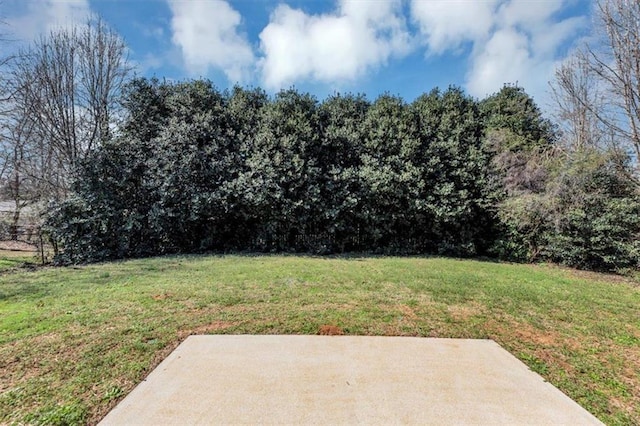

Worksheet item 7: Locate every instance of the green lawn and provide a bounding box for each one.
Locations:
[1,254,639,425]
[0,249,39,272]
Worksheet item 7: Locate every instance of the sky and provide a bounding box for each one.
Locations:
[1,0,593,106]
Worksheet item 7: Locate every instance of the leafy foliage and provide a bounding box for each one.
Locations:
[44,79,640,271]
[542,150,640,270]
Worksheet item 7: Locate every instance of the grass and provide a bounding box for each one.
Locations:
[0,249,39,272]
[1,254,639,425]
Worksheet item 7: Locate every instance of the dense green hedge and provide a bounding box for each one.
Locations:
[44,79,640,271]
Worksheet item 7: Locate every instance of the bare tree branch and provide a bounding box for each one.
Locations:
[551,0,640,186]
[1,18,131,202]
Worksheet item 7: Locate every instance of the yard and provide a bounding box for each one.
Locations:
[0,254,638,425]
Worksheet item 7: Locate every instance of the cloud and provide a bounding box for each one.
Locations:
[470,1,586,100]
[3,0,587,101]
[258,0,412,90]
[410,0,587,101]
[4,0,91,43]
[167,0,255,83]
[134,52,165,75]
[465,28,532,96]
[410,0,499,54]
[135,22,166,42]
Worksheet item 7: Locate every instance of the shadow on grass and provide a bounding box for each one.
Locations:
[0,281,51,301]
[0,263,51,301]
[188,250,515,266]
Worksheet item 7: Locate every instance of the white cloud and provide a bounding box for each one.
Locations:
[135,52,165,74]
[137,22,166,42]
[469,1,586,99]
[497,0,564,27]
[465,28,532,96]
[5,0,91,43]
[410,0,587,101]
[258,0,412,90]
[167,0,255,82]
[410,0,499,53]
[3,0,587,100]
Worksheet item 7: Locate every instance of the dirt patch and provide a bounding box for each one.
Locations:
[538,263,638,287]
[151,292,173,301]
[485,315,581,351]
[190,321,239,335]
[447,303,484,322]
[396,304,418,320]
[612,346,640,419]
[0,240,37,251]
[483,316,586,380]
[0,332,68,397]
[318,325,344,335]
[514,323,558,347]
[569,269,637,287]
[533,347,575,372]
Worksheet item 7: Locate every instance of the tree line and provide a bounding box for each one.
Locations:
[1,0,640,272]
[43,79,640,271]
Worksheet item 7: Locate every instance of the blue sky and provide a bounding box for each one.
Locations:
[2,0,592,105]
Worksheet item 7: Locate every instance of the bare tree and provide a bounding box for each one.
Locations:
[552,0,640,183]
[2,18,131,198]
[551,56,608,152]
[591,0,640,156]
[0,100,40,238]
[0,18,131,240]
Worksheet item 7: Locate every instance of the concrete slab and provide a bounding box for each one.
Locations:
[100,335,602,425]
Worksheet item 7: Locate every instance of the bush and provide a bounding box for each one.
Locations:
[544,194,640,271]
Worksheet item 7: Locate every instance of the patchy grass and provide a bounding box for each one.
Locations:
[0,249,40,272]
[0,255,638,425]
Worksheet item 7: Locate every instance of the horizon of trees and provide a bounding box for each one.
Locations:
[1,0,640,273]
[41,78,640,271]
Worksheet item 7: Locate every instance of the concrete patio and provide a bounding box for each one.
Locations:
[100,335,602,425]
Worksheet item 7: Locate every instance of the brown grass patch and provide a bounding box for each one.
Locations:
[538,263,638,287]
[447,303,484,322]
[318,325,344,335]
[485,315,582,351]
[0,332,67,393]
[613,347,640,418]
[189,321,239,335]
[0,241,37,252]
[513,323,558,347]
[396,304,418,320]
[151,292,173,301]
